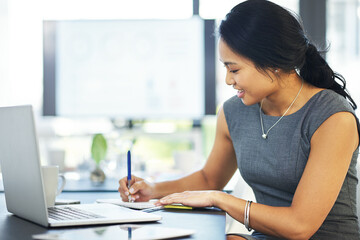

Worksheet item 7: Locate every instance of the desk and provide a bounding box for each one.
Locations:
[0,192,226,240]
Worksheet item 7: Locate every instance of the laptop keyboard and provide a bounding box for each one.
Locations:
[48,207,104,221]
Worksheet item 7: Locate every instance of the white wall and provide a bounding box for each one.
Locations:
[0,0,43,114]
[0,0,9,105]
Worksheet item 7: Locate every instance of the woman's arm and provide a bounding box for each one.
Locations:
[151,107,238,198]
[159,111,358,240]
[119,107,238,201]
[217,111,359,240]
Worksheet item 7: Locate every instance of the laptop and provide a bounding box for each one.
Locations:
[0,105,162,227]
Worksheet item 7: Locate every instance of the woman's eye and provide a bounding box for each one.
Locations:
[223,64,239,73]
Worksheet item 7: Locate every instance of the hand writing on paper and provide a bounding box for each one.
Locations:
[118,175,155,202]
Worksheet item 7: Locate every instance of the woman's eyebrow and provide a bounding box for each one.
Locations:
[224,62,237,66]
[219,59,237,66]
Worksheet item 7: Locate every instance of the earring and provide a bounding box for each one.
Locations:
[274,69,279,73]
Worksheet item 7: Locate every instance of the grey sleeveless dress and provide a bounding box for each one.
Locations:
[223,90,360,240]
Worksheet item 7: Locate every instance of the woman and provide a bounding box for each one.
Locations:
[118,0,360,239]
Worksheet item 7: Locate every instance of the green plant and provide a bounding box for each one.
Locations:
[91,134,108,166]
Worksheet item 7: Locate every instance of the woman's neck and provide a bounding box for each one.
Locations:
[261,73,320,116]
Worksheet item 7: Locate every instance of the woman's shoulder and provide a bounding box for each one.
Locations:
[223,95,259,129]
[223,96,259,117]
[223,95,241,107]
[306,89,354,113]
[223,95,241,116]
[302,89,358,137]
[223,95,258,111]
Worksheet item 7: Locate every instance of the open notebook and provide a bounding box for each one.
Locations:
[96,199,194,210]
[96,199,157,210]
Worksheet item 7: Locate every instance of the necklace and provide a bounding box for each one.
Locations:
[259,80,304,139]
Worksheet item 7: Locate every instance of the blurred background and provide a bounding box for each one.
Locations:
[0,0,359,191]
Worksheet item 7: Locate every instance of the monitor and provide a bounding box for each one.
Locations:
[43,17,216,119]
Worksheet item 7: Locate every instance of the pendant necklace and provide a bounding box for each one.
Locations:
[259,80,304,139]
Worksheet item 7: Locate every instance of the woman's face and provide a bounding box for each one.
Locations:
[218,38,278,106]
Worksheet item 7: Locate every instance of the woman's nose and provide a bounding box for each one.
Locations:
[225,73,235,86]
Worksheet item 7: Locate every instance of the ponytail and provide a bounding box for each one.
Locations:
[300,44,357,110]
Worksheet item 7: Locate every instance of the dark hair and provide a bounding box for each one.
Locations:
[219,0,356,110]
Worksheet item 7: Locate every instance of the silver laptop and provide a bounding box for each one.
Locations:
[0,105,161,227]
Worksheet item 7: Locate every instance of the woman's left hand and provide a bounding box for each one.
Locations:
[156,190,222,208]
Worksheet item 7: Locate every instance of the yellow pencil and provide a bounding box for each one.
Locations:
[164,204,193,210]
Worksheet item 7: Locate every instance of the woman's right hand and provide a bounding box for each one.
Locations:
[118,175,155,202]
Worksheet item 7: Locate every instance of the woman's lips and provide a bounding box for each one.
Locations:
[237,90,245,98]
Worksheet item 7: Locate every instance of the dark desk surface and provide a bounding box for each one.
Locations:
[0,192,226,240]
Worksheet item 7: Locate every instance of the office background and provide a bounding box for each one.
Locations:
[0,0,359,188]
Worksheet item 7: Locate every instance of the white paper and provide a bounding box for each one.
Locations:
[96,199,157,210]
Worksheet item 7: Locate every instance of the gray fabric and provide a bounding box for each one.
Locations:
[223,89,360,239]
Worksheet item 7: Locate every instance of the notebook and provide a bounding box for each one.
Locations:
[96,199,158,210]
[96,199,196,210]
[0,105,162,227]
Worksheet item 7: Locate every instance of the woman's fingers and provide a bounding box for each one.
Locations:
[118,176,154,202]
[158,191,218,208]
[159,191,192,205]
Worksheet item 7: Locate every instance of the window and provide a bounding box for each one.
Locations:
[1,0,193,112]
[327,0,360,110]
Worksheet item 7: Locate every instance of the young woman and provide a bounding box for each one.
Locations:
[118,1,360,239]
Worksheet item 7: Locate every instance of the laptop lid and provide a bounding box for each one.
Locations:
[0,105,49,226]
[0,105,162,228]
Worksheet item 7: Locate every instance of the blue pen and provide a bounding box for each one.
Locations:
[127,150,132,202]
[128,227,132,239]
